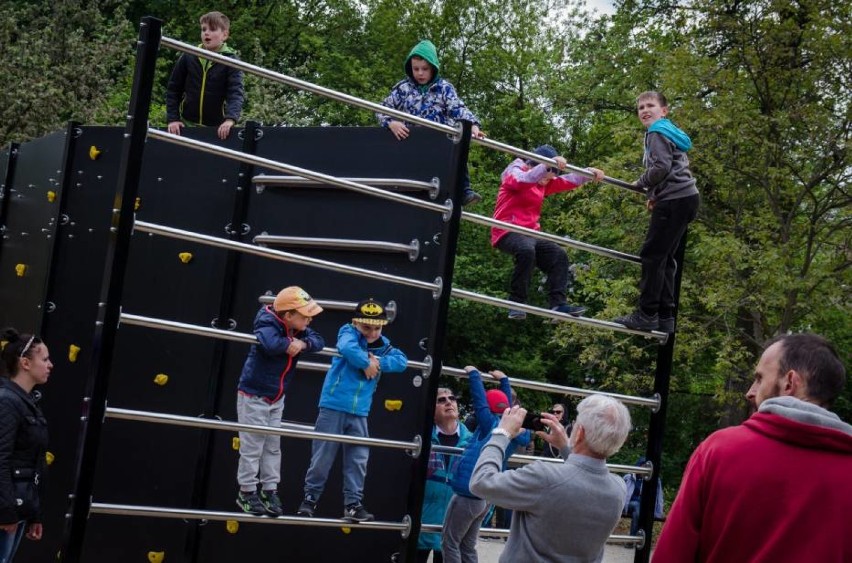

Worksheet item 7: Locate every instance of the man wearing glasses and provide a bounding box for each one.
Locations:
[416,389,472,563]
[541,403,571,458]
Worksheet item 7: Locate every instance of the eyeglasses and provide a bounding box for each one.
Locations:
[19,335,36,358]
[552,410,564,415]
[436,395,457,404]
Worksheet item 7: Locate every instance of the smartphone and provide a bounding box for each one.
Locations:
[521,412,547,432]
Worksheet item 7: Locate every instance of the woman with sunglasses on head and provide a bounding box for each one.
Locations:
[0,329,52,563]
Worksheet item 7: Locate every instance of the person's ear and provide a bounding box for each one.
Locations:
[661,105,669,117]
[786,370,806,398]
[222,29,229,41]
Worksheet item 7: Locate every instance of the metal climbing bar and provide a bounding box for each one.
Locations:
[253,175,441,199]
[256,295,399,322]
[461,211,640,265]
[418,524,643,547]
[158,36,640,195]
[451,288,668,342]
[253,235,420,262]
[132,220,443,296]
[105,407,422,455]
[89,503,412,536]
[118,313,661,410]
[147,129,452,218]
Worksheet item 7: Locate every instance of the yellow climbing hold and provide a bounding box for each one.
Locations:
[232,437,240,450]
[88,146,101,160]
[153,373,169,386]
[147,552,164,563]
[384,399,402,411]
[341,527,351,534]
[226,520,239,534]
[134,197,141,211]
[47,191,56,203]
[68,345,81,362]
[15,264,27,277]
[46,451,55,466]
[178,252,193,264]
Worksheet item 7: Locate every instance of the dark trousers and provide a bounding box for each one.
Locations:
[496,232,569,308]
[638,195,699,316]
[416,550,443,563]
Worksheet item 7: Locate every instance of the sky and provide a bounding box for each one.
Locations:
[584,0,617,15]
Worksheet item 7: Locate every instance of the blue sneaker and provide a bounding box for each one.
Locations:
[462,189,482,206]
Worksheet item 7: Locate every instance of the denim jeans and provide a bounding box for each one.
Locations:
[0,522,25,563]
[638,194,699,316]
[303,408,369,507]
[442,495,488,563]
[496,232,569,308]
[626,499,642,535]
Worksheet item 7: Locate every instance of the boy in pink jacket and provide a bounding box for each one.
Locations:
[491,145,603,319]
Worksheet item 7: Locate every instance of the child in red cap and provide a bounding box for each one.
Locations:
[442,367,530,562]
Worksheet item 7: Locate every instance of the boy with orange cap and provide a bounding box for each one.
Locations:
[235,286,325,516]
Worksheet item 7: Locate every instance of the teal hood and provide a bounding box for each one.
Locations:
[405,40,440,88]
[648,118,692,151]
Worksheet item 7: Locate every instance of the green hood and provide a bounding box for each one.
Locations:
[405,40,440,88]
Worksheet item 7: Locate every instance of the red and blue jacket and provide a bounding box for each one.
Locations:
[237,306,325,402]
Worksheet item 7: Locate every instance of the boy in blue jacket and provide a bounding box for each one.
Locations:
[235,286,325,516]
[614,91,700,332]
[297,298,408,522]
[442,367,530,563]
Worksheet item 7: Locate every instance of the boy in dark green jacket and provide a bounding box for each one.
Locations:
[166,11,244,140]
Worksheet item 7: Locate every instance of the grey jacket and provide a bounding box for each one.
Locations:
[469,434,625,562]
[637,132,698,203]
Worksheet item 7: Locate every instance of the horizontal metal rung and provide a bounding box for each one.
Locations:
[418,524,643,545]
[451,288,668,343]
[132,219,442,296]
[253,235,420,261]
[90,503,412,536]
[253,175,440,199]
[105,407,422,456]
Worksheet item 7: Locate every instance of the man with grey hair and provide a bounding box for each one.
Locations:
[654,333,851,562]
[469,394,631,562]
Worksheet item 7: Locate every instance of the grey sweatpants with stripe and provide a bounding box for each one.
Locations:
[236,393,284,490]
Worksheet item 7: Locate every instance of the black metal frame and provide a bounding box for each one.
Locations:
[0,142,20,267]
[59,17,162,563]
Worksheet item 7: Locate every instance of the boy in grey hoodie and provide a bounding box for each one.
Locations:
[614,91,700,332]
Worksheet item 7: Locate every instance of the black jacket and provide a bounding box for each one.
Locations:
[0,379,48,524]
[165,44,244,126]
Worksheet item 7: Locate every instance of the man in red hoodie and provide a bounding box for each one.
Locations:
[653,333,851,563]
[491,145,604,320]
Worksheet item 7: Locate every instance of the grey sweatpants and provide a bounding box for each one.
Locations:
[236,392,284,490]
[442,494,488,563]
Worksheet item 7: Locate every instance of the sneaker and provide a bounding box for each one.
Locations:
[551,304,587,317]
[260,489,283,516]
[236,490,266,516]
[614,309,659,331]
[462,189,482,206]
[296,494,318,517]
[658,317,675,333]
[343,503,374,523]
[507,309,527,320]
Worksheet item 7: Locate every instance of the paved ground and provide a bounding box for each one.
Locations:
[473,538,639,562]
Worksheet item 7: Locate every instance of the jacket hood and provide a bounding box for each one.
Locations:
[744,396,852,454]
[648,118,692,151]
[405,40,440,85]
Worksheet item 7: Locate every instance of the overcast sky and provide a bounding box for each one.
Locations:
[584,0,616,15]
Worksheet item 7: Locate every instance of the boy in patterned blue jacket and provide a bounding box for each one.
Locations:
[377,39,485,206]
[297,298,408,522]
[236,286,325,516]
